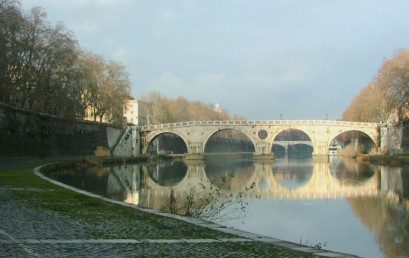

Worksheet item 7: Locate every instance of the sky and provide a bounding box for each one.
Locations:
[19,0,409,120]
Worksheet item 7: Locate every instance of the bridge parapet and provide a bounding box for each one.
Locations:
[141,120,379,131]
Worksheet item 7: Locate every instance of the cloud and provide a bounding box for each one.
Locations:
[79,20,100,35]
[21,0,132,8]
[160,10,176,21]
[147,72,186,97]
[19,0,409,120]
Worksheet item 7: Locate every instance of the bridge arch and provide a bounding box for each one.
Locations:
[328,129,378,155]
[140,120,379,157]
[145,131,189,154]
[271,128,313,157]
[271,127,313,142]
[203,127,256,153]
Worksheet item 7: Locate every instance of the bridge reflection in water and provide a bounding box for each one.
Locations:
[104,158,407,258]
[43,157,409,257]
[105,157,380,211]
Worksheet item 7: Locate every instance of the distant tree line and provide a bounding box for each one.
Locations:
[141,91,245,124]
[0,0,130,125]
[343,49,409,123]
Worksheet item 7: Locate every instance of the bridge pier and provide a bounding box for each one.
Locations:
[312,154,329,162]
[185,154,205,160]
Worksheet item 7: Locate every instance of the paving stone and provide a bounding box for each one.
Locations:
[219,238,253,242]
[316,252,357,257]
[182,238,221,243]
[255,236,284,243]
[0,176,360,258]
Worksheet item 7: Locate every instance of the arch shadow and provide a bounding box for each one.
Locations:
[147,132,188,154]
[204,128,255,154]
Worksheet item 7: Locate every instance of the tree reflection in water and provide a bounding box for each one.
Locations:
[347,165,409,258]
[329,157,375,185]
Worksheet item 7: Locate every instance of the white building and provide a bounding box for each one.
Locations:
[123,99,146,126]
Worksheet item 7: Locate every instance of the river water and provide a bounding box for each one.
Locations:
[43,156,409,258]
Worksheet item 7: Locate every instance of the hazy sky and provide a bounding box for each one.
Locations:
[20,0,409,120]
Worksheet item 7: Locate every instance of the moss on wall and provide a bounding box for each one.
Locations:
[0,103,111,157]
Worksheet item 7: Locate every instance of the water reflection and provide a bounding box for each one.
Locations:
[205,156,255,190]
[107,164,141,205]
[42,157,409,258]
[44,158,382,205]
[272,158,313,189]
[348,165,409,258]
[329,157,375,185]
[145,160,187,186]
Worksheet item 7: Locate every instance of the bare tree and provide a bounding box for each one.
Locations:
[376,49,409,121]
[342,83,391,122]
[343,49,409,123]
[0,0,26,104]
[141,91,170,124]
[76,52,130,124]
[100,59,131,124]
[141,91,238,124]
[1,1,131,123]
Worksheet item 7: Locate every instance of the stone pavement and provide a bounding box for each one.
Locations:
[0,161,360,257]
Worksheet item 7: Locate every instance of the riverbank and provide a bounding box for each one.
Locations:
[356,153,409,166]
[0,158,358,257]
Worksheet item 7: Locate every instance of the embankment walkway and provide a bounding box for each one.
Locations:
[0,158,359,257]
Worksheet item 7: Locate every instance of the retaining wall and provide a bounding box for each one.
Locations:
[381,120,409,154]
[0,103,117,157]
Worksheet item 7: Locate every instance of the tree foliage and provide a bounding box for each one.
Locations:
[77,52,130,124]
[141,91,240,124]
[0,0,130,124]
[343,49,409,122]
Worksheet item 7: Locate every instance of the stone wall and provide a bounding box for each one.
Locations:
[111,126,133,157]
[399,119,409,153]
[0,102,116,157]
[381,120,409,154]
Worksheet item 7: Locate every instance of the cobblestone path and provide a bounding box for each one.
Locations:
[0,161,359,257]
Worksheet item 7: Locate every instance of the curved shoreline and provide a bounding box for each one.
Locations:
[31,158,360,258]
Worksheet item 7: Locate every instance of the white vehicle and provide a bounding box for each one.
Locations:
[328,145,339,156]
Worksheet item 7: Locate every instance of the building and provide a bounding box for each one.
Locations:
[123,99,147,126]
[84,99,146,126]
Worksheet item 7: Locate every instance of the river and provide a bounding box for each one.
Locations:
[43,156,409,258]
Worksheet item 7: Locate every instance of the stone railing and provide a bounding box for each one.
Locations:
[140,120,379,131]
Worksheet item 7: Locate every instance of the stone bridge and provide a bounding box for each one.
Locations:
[139,120,379,158]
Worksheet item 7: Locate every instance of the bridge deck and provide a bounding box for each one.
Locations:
[141,120,378,131]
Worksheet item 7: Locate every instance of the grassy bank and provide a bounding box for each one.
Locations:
[0,159,318,257]
[0,163,229,240]
[356,153,409,166]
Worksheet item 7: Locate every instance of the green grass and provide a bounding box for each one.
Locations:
[0,160,315,257]
[0,166,230,240]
